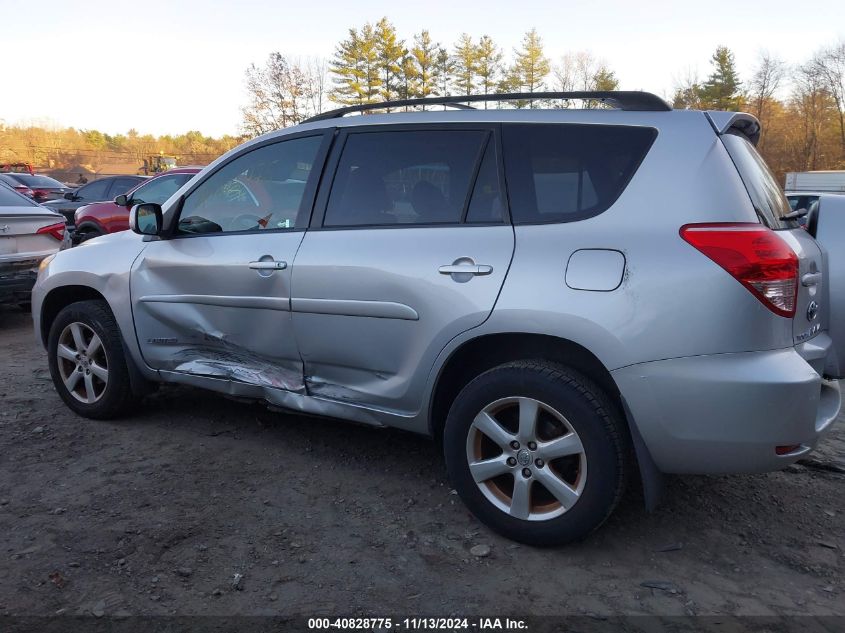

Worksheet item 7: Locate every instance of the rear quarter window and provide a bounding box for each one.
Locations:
[721,132,796,230]
[502,123,657,224]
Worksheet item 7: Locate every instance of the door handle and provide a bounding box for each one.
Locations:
[438,264,493,276]
[802,272,822,286]
[248,260,287,270]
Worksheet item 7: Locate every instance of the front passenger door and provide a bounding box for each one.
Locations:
[131,132,330,390]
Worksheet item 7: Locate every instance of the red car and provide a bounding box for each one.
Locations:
[73,168,200,242]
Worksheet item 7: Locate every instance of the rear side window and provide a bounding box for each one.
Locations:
[108,177,142,198]
[324,130,489,227]
[77,179,110,201]
[0,183,37,207]
[132,174,193,206]
[721,132,796,229]
[502,123,657,224]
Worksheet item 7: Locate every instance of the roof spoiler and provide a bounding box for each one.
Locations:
[706,111,761,146]
[305,91,672,122]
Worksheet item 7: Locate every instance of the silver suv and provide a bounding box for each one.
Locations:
[32,91,844,545]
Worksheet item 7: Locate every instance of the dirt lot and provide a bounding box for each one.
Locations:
[1,305,844,618]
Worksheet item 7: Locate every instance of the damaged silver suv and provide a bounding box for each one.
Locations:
[32,92,844,545]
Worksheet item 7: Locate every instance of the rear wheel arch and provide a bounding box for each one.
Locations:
[429,333,623,444]
[429,332,662,510]
[74,222,104,239]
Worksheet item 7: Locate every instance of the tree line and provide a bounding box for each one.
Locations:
[240,20,619,135]
[242,19,845,182]
[0,125,242,175]
[673,44,845,179]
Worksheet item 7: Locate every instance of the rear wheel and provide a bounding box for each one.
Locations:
[444,360,629,546]
[47,300,136,419]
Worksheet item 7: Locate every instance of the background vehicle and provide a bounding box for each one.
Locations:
[140,155,178,175]
[73,168,199,242]
[0,182,66,308]
[0,162,34,175]
[785,170,845,193]
[0,173,35,198]
[32,92,843,546]
[0,173,72,203]
[43,175,147,231]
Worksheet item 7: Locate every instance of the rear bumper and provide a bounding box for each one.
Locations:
[0,260,39,304]
[613,345,841,474]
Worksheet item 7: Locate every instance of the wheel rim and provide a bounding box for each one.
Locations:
[465,397,587,521]
[56,322,109,404]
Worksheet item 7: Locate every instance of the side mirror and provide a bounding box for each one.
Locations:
[64,192,75,200]
[129,203,163,236]
[114,194,129,207]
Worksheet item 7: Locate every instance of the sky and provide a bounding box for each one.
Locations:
[1,0,843,137]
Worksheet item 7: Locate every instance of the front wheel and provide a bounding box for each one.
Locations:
[443,361,630,546]
[47,300,136,419]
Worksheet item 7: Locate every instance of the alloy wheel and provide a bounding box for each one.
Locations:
[56,322,109,404]
[465,396,587,521]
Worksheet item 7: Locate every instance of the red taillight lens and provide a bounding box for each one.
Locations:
[16,186,34,197]
[680,223,798,318]
[37,222,66,241]
[31,189,48,201]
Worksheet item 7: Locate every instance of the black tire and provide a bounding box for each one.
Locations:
[47,300,136,419]
[75,228,102,244]
[443,360,630,546]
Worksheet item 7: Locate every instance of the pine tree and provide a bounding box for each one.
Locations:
[434,46,453,99]
[475,35,503,105]
[452,33,477,97]
[330,24,381,106]
[374,17,406,105]
[593,66,619,91]
[699,46,743,110]
[410,30,439,101]
[507,28,550,107]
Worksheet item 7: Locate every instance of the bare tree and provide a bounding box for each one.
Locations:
[241,53,327,137]
[303,57,330,116]
[749,51,787,120]
[672,67,705,109]
[792,62,832,170]
[551,52,615,107]
[812,41,845,160]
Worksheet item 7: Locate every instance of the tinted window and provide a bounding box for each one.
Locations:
[466,139,505,223]
[722,132,795,229]
[9,174,65,188]
[76,179,110,201]
[0,183,37,207]
[324,130,488,227]
[178,136,322,234]
[131,174,193,206]
[502,123,656,224]
[108,177,143,198]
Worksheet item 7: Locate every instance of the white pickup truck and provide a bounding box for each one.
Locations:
[785,170,845,212]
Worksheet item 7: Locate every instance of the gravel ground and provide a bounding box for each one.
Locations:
[1,305,844,617]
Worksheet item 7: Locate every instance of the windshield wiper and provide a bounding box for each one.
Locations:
[782,207,809,221]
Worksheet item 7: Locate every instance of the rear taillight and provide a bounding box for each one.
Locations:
[16,186,34,197]
[680,223,798,318]
[37,222,66,241]
[31,189,48,201]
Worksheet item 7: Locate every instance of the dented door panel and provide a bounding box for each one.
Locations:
[290,226,515,415]
[131,232,307,390]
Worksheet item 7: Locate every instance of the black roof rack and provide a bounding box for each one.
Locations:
[304,91,672,122]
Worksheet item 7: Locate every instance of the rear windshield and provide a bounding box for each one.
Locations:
[10,174,65,188]
[502,123,657,224]
[0,183,37,207]
[721,132,796,229]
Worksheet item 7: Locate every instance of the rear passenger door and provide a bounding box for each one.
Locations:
[291,125,514,414]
